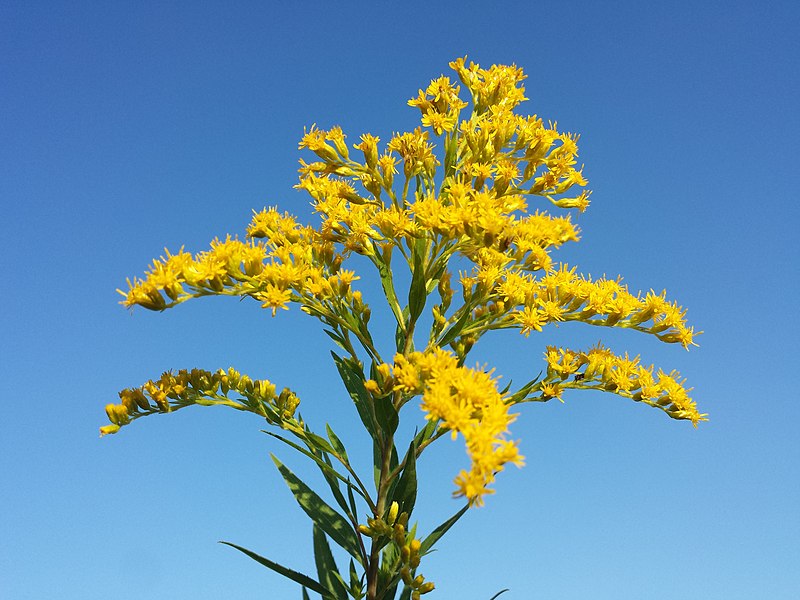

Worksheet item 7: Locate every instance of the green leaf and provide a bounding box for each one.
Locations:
[332,352,378,441]
[349,558,363,598]
[373,248,405,329]
[438,308,472,347]
[326,424,350,464]
[419,503,469,555]
[221,541,329,598]
[318,450,354,521]
[395,322,406,354]
[272,455,364,564]
[378,543,400,599]
[382,580,400,600]
[506,373,543,404]
[304,429,338,456]
[390,440,417,517]
[302,587,311,600]
[398,586,411,600]
[372,395,399,437]
[412,419,439,448]
[313,525,350,600]
[407,238,428,325]
[263,431,366,503]
[346,479,360,526]
[488,590,510,600]
[372,439,399,490]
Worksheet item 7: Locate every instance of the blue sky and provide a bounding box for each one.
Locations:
[1,2,798,599]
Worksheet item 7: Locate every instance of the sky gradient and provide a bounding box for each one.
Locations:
[2,2,799,599]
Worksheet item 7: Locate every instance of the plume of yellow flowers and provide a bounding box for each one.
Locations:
[101,367,300,436]
[390,348,523,506]
[105,58,703,599]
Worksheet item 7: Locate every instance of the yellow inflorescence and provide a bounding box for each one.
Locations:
[118,212,363,316]
[393,348,523,506]
[538,344,707,426]
[101,368,299,436]
[110,56,704,509]
[498,264,698,348]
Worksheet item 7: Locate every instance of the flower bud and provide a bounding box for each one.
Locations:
[376,363,391,380]
[388,501,399,525]
[99,424,120,436]
[105,403,130,426]
[356,134,380,169]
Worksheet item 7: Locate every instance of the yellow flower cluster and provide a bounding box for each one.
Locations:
[288,56,590,282]
[392,348,523,506]
[408,75,468,135]
[119,209,361,316]
[500,265,697,348]
[110,57,703,526]
[449,57,528,114]
[101,368,299,436]
[538,344,707,426]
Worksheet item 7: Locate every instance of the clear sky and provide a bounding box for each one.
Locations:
[2,2,798,599]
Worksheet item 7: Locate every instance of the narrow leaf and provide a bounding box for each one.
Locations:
[407,238,427,325]
[489,590,510,600]
[419,503,469,555]
[263,431,366,502]
[272,455,364,564]
[349,558,363,597]
[304,429,337,455]
[326,424,350,464]
[412,419,439,448]
[346,479,360,526]
[346,479,360,527]
[323,328,349,352]
[317,450,354,520]
[373,439,399,489]
[374,247,405,329]
[220,541,329,597]
[372,395,399,437]
[332,352,378,440]
[313,525,349,600]
[438,308,472,347]
[391,440,417,516]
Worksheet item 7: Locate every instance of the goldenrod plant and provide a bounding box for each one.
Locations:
[102,57,704,600]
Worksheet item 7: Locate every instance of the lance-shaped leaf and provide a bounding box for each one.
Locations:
[389,440,417,517]
[221,541,330,598]
[373,246,405,330]
[272,455,364,564]
[326,424,350,464]
[313,524,350,600]
[437,307,473,347]
[372,394,399,437]
[373,438,399,490]
[349,558,363,599]
[264,431,367,505]
[412,419,439,449]
[488,590,510,600]
[332,352,379,441]
[419,503,469,555]
[407,238,428,326]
